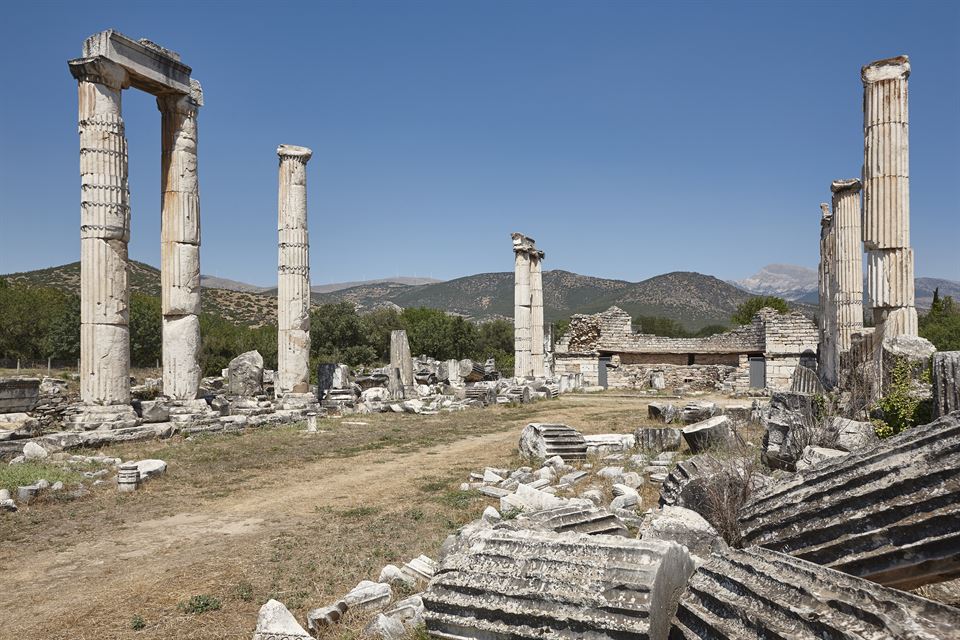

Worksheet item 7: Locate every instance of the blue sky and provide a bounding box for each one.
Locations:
[1,0,957,286]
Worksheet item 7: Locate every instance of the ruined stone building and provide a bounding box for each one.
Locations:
[554,307,818,392]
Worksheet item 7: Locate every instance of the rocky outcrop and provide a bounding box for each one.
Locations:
[422,528,695,640]
[740,412,960,589]
[670,546,960,640]
[518,423,588,461]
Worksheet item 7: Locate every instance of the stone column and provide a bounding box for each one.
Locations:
[276,145,314,397]
[831,179,865,356]
[158,81,204,401]
[817,203,837,386]
[512,233,532,379]
[69,56,133,409]
[530,250,545,378]
[862,55,917,338]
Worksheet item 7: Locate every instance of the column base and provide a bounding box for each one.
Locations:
[63,404,140,431]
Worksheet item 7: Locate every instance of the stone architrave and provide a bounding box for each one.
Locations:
[276,145,314,397]
[158,82,204,400]
[530,250,545,377]
[862,56,917,339]
[70,56,133,408]
[512,233,533,378]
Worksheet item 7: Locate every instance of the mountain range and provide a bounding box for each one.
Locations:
[4,262,957,330]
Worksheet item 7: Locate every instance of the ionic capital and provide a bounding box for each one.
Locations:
[861,55,910,84]
[831,178,862,194]
[277,144,313,163]
[157,78,203,115]
[68,56,129,90]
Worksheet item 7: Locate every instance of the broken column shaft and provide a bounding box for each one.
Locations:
[158,86,203,400]
[70,56,132,406]
[739,412,960,590]
[513,236,532,378]
[818,203,837,386]
[862,55,917,338]
[831,179,865,355]
[276,145,313,396]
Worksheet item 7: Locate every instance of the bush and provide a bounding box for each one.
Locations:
[874,357,932,437]
[731,296,789,326]
[180,595,221,614]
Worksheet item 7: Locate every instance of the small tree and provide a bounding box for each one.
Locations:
[731,296,789,326]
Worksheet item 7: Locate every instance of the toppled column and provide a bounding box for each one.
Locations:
[158,83,204,401]
[671,546,960,640]
[68,56,137,424]
[512,233,533,378]
[389,330,415,399]
[275,145,314,398]
[530,249,545,377]
[739,412,960,589]
[862,56,917,339]
[933,352,960,417]
[422,528,695,640]
[817,202,837,386]
[518,423,588,461]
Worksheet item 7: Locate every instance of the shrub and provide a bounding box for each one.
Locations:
[180,595,221,614]
[875,357,931,436]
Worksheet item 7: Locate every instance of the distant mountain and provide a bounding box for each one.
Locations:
[734,264,818,301]
[200,275,270,293]
[733,264,960,311]
[313,270,756,330]
[312,277,443,294]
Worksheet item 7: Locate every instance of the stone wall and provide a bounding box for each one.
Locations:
[555,306,818,392]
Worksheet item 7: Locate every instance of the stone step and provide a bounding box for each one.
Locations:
[423,528,694,640]
[739,412,960,590]
[670,546,960,640]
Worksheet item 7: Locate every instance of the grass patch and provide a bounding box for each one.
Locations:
[0,462,83,492]
[180,594,222,615]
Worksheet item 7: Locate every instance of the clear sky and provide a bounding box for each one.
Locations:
[1,0,957,286]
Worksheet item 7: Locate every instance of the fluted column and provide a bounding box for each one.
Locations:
[818,203,837,386]
[69,56,131,406]
[530,250,545,378]
[862,55,916,337]
[831,179,865,353]
[276,145,313,395]
[158,81,203,400]
[512,233,532,379]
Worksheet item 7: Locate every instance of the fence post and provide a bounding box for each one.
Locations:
[47,357,51,376]
[16,358,20,373]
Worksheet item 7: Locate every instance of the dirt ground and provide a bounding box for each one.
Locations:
[0,392,680,640]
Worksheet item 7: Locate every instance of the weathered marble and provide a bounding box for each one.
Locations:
[276,145,313,397]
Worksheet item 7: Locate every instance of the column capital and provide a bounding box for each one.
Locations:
[277,144,313,163]
[511,232,536,254]
[157,78,203,114]
[831,178,862,194]
[68,56,129,90]
[861,55,910,84]
[820,203,833,225]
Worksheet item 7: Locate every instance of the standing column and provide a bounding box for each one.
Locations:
[69,56,132,407]
[276,145,313,396]
[512,233,532,378]
[158,80,204,400]
[831,179,865,356]
[530,250,545,378]
[818,203,838,386]
[862,55,916,338]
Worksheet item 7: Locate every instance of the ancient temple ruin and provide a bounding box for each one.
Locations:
[276,145,315,405]
[863,56,916,340]
[554,307,818,392]
[818,179,864,387]
[67,30,204,427]
[512,233,545,378]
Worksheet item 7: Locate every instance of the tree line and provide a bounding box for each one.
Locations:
[3,280,955,378]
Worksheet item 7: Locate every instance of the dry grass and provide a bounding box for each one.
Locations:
[0,393,684,640]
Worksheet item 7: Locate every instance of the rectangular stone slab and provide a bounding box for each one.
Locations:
[82,30,191,95]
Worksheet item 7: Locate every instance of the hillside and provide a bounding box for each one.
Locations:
[13,261,916,330]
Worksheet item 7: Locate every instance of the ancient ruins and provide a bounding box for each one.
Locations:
[512,233,546,378]
[1,32,958,640]
[67,30,204,429]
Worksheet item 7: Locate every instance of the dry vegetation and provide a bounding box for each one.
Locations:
[0,393,668,640]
